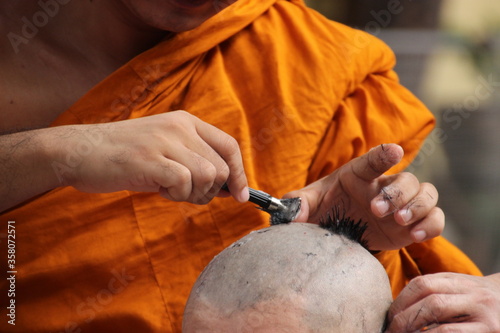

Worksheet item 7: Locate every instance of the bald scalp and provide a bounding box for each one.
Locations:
[183,223,393,332]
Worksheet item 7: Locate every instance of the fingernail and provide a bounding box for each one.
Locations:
[413,230,426,242]
[376,200,390,216]
[399,209,413,224]
[239,187,249,202]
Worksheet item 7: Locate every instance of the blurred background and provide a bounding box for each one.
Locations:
[305,0,500,275]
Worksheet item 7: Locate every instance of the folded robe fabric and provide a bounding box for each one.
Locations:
[0,0,481,331]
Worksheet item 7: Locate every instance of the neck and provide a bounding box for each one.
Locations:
[1,1,167,67]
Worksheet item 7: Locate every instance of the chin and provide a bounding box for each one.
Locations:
[119,0,233,32]
[162,14,214,32]
[150,0,234,32]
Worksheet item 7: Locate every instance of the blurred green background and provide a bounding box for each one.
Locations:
[306,0,500,275]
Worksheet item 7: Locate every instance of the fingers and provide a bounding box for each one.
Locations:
[386,273,499,333]
[156,162,193,202]
[284,190,310,222]
[388,294,473,332]
[103,112,249,205]
[351,143,404,181]
[194,116,249,203]
[286,144,406,222]
[389,274,463,319]
[409,207,445,243]
[371,176,444,243]
[282,181,320,222]
[372,172,421,217]
[412,323,491,333]
[387,316,487,333]
[164,136,229,204]
[153,111,248,204]
[393,182,439,225]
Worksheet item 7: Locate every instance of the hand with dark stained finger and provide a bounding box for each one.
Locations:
[284,143,444,251]
[385,272,500,332]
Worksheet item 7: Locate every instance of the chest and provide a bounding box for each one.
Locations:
[0,48,115,134]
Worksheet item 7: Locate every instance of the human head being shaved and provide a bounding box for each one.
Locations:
[182,212,393,332]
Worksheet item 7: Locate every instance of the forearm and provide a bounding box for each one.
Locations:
[1,112,251,212]
[0,128,62,212]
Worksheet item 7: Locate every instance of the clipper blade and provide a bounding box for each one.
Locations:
[265,197,301,225]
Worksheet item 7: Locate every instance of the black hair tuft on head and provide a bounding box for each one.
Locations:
[319,207,370,251]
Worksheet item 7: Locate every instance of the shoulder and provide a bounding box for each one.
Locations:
[270,1,397,74]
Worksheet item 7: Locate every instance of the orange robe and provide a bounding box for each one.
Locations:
[0,0,481,331]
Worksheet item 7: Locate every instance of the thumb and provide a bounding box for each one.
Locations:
[284,144,404,223]
[351,144,404,181]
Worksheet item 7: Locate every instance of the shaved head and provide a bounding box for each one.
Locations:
[183,222,392,332]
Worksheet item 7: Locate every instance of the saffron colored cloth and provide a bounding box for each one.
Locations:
[0,0,481,331]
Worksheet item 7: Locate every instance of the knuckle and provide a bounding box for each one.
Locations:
[429,208,445,230]
[434,208,446,226]
[422,182,439,199]
[157,163,196,204]
[175,167,192,186]
[439,326,462,333]
[172,109,190,118]
[481,291,498,309]
[420,209,445,236]
[216,164,230,182]
[410,275,434,293]
[224,134,238,147]
[426,294,447,317]
[221,135,240,154]
[388,312,407,332]
[165,111,196,131]
[195,160,217,184]
[189,162,218,204]
[397,172,420,191]
[399,171,417,182]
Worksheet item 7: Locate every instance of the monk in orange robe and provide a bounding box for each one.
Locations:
[0,0,493,332]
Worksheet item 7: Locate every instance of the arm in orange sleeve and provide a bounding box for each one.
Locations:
[304,59,482,297]
[307,69,435,183]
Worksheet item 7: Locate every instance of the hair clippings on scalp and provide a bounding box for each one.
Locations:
[319,207,371,251]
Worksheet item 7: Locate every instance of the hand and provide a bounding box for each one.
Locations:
[386,272,500,332]
[54,111,249,204]
[283,143,444,251]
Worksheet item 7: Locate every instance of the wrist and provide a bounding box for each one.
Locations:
[31,127,69,189]
[42,124,91,188]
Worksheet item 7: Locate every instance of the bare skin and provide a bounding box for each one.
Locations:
[285,144,444,251]
[386,272,500,332]
[0,0,248,211]
[2,1,498,330]
[183,223,393,332]
[0,2,443,249]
